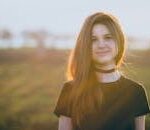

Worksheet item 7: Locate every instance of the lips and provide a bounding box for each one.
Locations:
[96,50,110,55]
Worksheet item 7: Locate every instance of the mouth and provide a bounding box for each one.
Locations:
[95,50,110,55]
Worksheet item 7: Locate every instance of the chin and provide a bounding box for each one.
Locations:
[97,61,110,65]
[94,57,114,65]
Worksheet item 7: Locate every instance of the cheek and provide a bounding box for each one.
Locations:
[114,44,118,56]
[110,42,118,55]
[91,44,97,56]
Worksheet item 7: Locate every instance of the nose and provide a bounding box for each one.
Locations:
[97,39,105,47]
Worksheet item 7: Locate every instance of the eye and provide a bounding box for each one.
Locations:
[105,35,113,40]
[105,35,114,40]
[92,37,97,41]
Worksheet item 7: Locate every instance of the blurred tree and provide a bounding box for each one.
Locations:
[0,29,13,49]
[22,30,73,49]
[22,29,48,49]
[22,29,49,60]
[47,33,73,48]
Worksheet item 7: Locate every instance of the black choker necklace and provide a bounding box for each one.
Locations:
[94,67,116,73]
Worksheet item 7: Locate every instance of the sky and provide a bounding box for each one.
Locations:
[0,0,150,48]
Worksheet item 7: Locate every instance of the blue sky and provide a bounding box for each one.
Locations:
[0,0,150,39]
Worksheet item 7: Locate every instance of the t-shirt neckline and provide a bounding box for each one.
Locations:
[95,75,124,86]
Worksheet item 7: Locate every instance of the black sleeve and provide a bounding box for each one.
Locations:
[133,84,150,117]
[53,81,72,118]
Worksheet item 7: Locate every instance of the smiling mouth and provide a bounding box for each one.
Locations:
[96,51,110,55]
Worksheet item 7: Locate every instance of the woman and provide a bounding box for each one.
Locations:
[53,12,150,130]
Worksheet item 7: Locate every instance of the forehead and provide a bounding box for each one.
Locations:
[92,24,111,36]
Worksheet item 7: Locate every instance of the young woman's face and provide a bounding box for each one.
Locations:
[91,23,118,66]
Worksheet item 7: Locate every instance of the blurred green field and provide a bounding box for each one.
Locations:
[0,48,150,130]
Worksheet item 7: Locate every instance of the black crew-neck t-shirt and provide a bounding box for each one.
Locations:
[53,75,150,130]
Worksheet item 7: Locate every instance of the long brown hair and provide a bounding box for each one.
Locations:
[66,12,126,129]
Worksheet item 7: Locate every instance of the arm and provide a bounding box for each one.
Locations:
[58,115,73,130]
[135,115,145,130]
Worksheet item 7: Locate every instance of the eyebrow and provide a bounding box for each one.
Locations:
[92,33,112,37]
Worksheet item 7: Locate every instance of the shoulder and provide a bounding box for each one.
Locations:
[57,80,74,102]
[62,80,74,87]
[122,75,146,92]
[60,80,74,92]
[63,80,74,86]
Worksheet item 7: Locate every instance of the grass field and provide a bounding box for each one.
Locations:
[0,48,150,130]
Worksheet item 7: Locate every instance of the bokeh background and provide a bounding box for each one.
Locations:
[0,0,150,130]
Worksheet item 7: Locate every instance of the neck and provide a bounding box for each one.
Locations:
[95,70,121,83]
[94,62,116,70]
[94,64,121,83]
